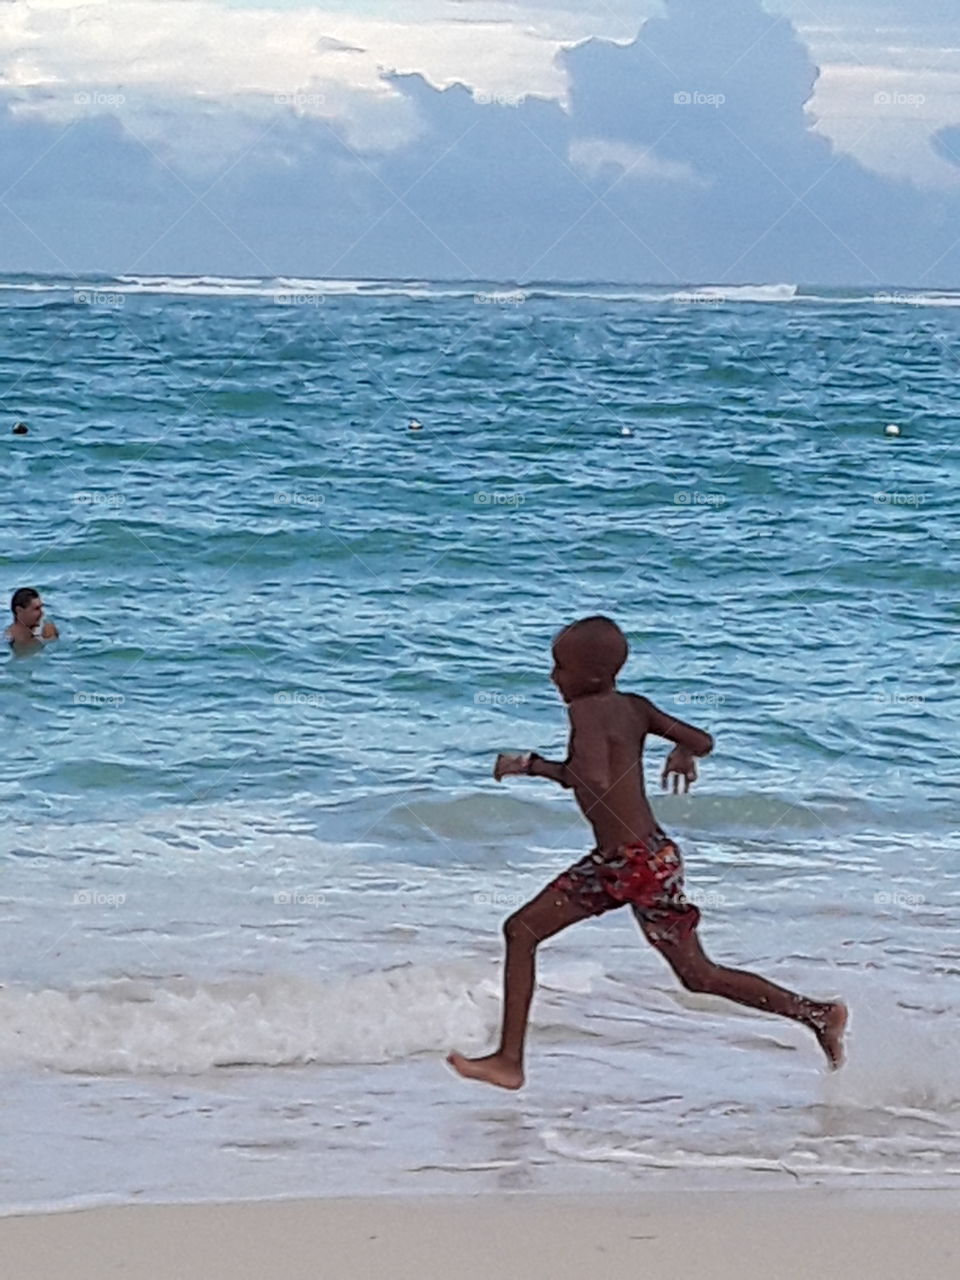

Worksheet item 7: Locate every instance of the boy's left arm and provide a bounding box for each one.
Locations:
[494,703,612,795]
[494,752,569,786]
[506,702,611,801]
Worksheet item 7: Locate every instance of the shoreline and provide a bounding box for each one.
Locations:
[1,1188,958,1279]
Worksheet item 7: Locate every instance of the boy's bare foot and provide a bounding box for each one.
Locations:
[446,1051,524,1090]
[812,1001,848,1070]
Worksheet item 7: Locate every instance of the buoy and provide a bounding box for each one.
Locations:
[409,419,423,431]
[620,427,633,437]
[884,424,901,437]
[12,422,28,435]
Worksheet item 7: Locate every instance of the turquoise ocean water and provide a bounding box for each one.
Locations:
[1,276,959,1210]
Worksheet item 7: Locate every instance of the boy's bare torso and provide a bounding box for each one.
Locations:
[564,690,709,855]
[564,691,656,853]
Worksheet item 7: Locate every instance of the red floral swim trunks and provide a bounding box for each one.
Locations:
[549,830,700,944]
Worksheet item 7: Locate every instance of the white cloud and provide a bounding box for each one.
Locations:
[3,0,960,189]
[0,0,570,169]
[570,136,704,186]
[0,0,959,282]
[812,62,960,188]
[0,0,564,103]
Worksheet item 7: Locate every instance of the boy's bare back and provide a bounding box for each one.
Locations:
[559,691,713,855]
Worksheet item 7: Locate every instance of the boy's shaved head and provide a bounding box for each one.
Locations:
[553,616,628,696]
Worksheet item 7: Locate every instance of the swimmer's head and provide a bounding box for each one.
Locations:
[550,616,627,703]
[11,587,42,629]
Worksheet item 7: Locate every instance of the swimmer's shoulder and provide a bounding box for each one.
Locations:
[6,625,44,652]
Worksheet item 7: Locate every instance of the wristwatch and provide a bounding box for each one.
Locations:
[526,753,543,776]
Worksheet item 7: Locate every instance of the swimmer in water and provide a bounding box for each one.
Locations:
[6,587,59,655]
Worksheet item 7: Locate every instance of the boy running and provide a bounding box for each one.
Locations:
[448,616,846,1090]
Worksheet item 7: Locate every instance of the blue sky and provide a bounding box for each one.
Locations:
[0,0,958,282]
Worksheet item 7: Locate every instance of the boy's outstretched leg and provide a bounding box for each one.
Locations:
[642,920,847,1069]
[448,886,594,1089]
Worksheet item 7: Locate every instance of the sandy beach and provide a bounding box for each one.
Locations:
[1,1190,957,1279]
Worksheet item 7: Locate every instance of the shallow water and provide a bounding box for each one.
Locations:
[1,275,958,1208]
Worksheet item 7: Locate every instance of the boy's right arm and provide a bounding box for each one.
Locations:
[635,695,714,756]
[633,695,714,794]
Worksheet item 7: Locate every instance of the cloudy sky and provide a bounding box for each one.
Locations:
[0,0,959,282]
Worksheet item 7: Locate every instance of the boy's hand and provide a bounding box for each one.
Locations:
[41,621,59,640]
[661,746,698,794]
[494,752,531,781]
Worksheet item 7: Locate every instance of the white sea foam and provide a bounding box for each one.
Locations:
[2,275,959,308]
[540,1128,960,1180]
[666,283,799,303]
[823,997,960,1109]
[0,964,501,1074]
[541,1128,807,1173]
[0,961,602,1076]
